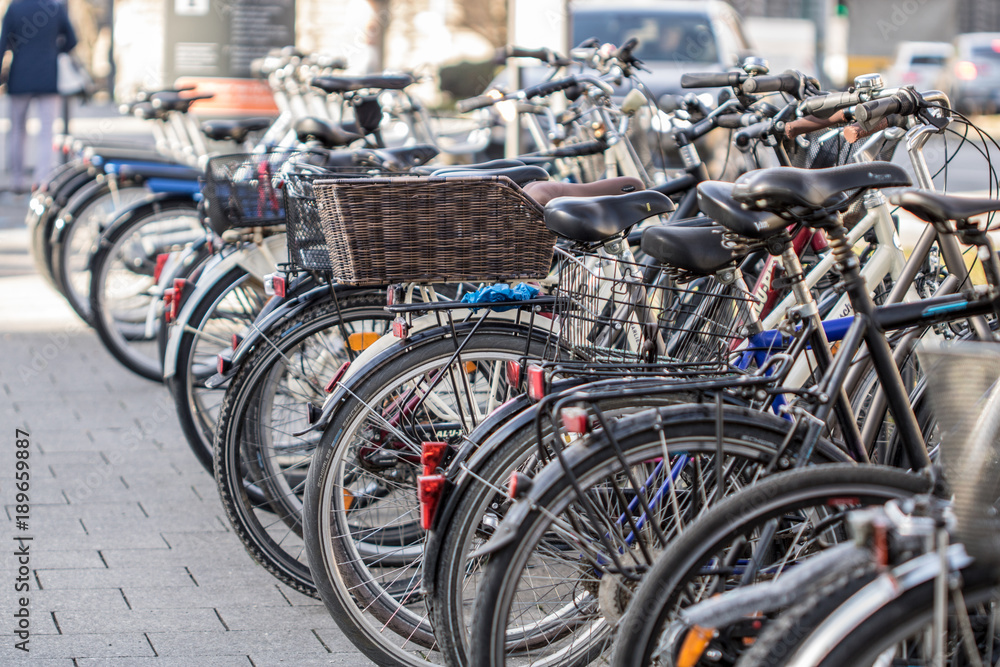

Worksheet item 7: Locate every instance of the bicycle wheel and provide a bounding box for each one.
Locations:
[752,558,999,667]
[53,182,151,323]
[428,388,702,667]
[168,264,269,471]
[88,197,203,380]
[469,404,849,667]
[304,327,557,666]
[214,293,391,595]
[612,463,933,667]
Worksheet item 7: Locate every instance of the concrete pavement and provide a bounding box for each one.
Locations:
[0,182,368,663]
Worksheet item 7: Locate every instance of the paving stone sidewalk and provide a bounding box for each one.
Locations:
[0,219,369,663]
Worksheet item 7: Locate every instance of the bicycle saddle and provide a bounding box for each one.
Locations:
[353,144,439,171]
[201,118,273,143]
[641,224,742,276]
[435,165,549,187]
[523,176,643,206]
[697,181,788,240]
[294,117,362,147]
[545,190,674,244]
[150,92,214,112]
[311,73,414,93]
[130,102,160,121]
[731,163,912,214]
[426,159,526,175]
[890,190,1000,226]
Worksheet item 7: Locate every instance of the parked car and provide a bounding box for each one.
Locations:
[886,41,953,92]
[568,0,753,100]
[940,32,1000,114]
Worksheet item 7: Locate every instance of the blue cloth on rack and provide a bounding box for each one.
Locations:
[460,283,540,312]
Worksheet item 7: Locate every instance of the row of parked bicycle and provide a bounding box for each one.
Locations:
[27,38,1000,666]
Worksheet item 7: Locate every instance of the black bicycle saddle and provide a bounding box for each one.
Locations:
[311,73,414,93]
[698,181,788,240]
[545,190,674,244]
[641,224,742,275]
[890,190,1000,226]
[731,163,912,214]
[294,117,362,147]
[201,118,273,143]
[436,165,549,187]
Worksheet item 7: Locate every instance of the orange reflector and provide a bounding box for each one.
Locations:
[348,332,380,351]
[677,625,716,667]
[343,490,353,511]
[464,361,478,374]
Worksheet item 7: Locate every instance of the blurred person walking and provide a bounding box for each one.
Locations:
[0,0,77,193]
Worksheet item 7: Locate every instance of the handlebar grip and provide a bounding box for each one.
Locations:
[522,76,578,100]
[742,70,801,95]
[715,114,749,129]
[734,120,773,148]
[783,109,848,139]
[495,44,552,64]
[538,139,607,158]
[799,91,861,118]
[843,117,890,144]
[457,93,499,113]
[680,72,745,89]
[854,94,917,129]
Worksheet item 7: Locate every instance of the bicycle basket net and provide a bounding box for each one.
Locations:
[553,247,757,368]
[918,341,1000,563]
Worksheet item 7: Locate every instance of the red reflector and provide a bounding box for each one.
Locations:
[561,407,590,435]
[527,364,546,401]
[421,441,449,475]
[509,471,533,499]
[392,317,409,339]
[418,474,446,530]
[162,288,175,324]
[153,253,169,283]
[273,275,286,298]
[324,361,351,393]
[506,360,521,387]
[171,279,186,321]
[217,354,230,375]
[827,497,861,507]
[231,334,242,351]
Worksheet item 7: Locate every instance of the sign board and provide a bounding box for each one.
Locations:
[164,0,295,115]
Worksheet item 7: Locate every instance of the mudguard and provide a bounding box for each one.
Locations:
[161,234,288,380]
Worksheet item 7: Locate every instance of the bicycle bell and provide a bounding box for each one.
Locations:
[854,73,884,93]
[742,56,769,76]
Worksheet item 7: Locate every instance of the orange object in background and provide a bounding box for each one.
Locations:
[173,77,279,117]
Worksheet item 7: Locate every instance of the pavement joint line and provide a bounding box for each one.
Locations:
[311,629,332,653]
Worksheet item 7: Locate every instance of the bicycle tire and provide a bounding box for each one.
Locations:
[304,327,556,666]
[428,389,700,667]
[167,265,269,471]
[754,559,999,667]
[469,404,849,667]
[612,463,932,667]
[53,182,151,323]
[88,197,202,381]
[214,293,391,596]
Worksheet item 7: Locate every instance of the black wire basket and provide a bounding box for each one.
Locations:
[553,247,759,368]
[203,150,323,236]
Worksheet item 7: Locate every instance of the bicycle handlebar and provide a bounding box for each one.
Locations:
[456,92,501,113]
[734,119,773,147]
[783,109,849,139]
[854,89,920,130]
[522,76,580,100]
[742,70,803,95]
[681,71,747,89]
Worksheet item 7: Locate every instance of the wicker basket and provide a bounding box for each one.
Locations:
[313,175,555,286]
[283,168,398,272]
